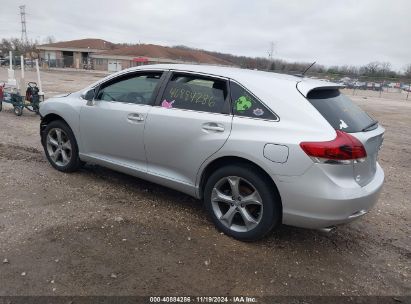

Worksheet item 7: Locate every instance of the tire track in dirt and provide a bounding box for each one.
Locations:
[0,143,45,162]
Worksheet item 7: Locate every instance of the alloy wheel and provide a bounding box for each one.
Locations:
[211,176,263,232]
[46,128,72,167]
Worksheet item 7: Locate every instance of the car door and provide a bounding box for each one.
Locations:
[144,71,232,186]
[79,71,164,172]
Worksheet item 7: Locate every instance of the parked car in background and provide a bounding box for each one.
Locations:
[354,81,367,90]
[1,56,21,67]
[39,64,385,241]
[344,81,355,89]
[401,84,411,92]
[373,83,383,91]
[24,58,35,67]
[0,57,37,67]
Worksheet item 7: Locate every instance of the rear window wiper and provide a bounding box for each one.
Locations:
[362,120,378,132]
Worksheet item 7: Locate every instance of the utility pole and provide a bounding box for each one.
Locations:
[20,5,28,44]
[267,41,275,71]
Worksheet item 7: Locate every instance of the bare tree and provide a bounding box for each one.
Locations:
[364,61,381,75]
[0,38,13,56]
[380,62,392,76]
[404,64,411,78]
[43,36,56,44]
[0,37,39,59]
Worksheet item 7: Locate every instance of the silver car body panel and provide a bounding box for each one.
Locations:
[144,106,232,187]
[40,64,385,229]
[350,126,385,186]
[80,101,150,173]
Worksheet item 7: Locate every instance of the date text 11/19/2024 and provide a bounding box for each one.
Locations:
[149,296,258,303]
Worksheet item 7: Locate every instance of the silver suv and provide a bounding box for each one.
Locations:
[40,64,384,241]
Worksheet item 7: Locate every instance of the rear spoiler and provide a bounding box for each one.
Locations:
[297,79,344,97]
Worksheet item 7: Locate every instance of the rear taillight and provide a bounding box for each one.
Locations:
[300,130,367,164]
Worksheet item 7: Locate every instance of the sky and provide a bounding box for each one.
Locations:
[0,0,410,71]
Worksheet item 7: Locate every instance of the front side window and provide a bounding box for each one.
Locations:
[160,74,228,113]
[230,82,277,120]
[96,72,162,105]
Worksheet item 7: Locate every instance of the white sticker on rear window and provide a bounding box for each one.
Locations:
[339,119,348,129]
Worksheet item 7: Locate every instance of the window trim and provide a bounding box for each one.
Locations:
[93,70,166,106]
[154,70,231,115]
[229,80,280,122]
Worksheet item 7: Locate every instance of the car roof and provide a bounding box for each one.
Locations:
[88,64,341,99]
[133,63,299,82]
[129,64,341,97]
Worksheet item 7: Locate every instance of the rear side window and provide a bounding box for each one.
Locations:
[230,82,277,120]
[161,74,228,113]
[307,89,376,133]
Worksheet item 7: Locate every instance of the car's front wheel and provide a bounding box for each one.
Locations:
[204,164,281,241]
[42,120,82,172]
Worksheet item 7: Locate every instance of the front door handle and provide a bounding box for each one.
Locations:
[127,113,144,123]
[202,123,225,132]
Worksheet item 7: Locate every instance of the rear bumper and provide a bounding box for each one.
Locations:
[277,163,384,229]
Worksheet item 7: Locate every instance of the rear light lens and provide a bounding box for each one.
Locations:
[300,130,367,164]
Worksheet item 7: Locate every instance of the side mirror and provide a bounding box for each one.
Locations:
[83,89,96,106]
[84,89,95,101]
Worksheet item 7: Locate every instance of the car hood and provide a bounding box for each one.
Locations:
[53,93,72,98]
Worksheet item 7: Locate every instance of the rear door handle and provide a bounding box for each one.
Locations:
[202,123,225,132]
[127,113,144,123]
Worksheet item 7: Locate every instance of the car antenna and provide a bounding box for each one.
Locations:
[295,61,316,77]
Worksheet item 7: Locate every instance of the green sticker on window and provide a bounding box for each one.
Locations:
[235,96,252,112]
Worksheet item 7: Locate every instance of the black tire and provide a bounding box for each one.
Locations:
[42,120,82,172]
[14,106,22,116]
[0,101,2,112]
[204,164,281,241]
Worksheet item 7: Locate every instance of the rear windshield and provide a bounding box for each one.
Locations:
[307,89,376,133]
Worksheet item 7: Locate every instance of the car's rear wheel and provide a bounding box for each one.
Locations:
[204,164,281,241]
[42,120,82,172]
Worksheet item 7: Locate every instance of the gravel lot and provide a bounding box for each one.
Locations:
[0,68,410,296]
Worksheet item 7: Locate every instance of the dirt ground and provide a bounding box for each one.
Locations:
[0,68,410,296]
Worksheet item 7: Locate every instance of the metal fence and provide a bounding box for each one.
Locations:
[345,83,411,100]
[41,55,93,70]
[342,87,410,101]
[338,79,410,101]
